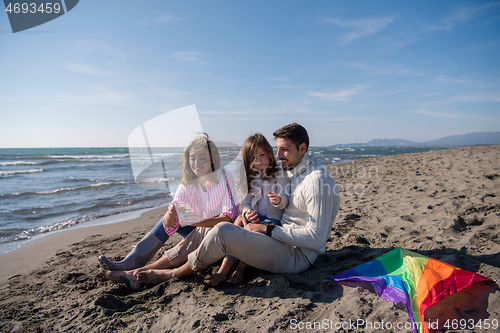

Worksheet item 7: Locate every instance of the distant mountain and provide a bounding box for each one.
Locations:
[367,139,418,146]
[422,132,500,146]
[332,131,500,147]
[214,141,240,147]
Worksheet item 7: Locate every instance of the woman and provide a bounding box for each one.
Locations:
[98,133,239,273]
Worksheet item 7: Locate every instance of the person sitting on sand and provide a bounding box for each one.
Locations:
[101,123,340,288]
[206,133,289,286]
[98,133,239,277]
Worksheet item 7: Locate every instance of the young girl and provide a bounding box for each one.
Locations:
[205,133,289,286]
[98,133,239,273]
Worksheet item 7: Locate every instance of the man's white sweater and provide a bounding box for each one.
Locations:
[271,152,340,264]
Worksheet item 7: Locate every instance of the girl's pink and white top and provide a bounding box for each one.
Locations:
[163,169,239,236]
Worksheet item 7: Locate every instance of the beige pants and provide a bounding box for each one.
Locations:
[184,222,310,274]
[165,227,213,267]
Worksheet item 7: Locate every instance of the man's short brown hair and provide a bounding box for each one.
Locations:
[273,123,309,151]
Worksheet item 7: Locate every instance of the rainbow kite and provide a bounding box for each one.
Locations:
[328,247,492,333]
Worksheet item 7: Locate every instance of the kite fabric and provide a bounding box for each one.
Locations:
[328,247,492,333]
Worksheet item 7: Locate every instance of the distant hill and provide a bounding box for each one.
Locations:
[422,132,500,146]
[367,139,418,146]
[332,131,500,147]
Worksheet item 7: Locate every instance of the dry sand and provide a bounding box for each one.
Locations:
[0,145,499,332]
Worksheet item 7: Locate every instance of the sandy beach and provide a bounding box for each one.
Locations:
[0,145,499,332]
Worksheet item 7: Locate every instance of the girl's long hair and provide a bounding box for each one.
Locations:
[180,133,221,185]
[241,133,279,192]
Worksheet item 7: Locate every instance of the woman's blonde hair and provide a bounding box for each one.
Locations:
[180,133,221,185]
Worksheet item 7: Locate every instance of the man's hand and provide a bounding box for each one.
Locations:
[244,223,266,234]
[244,210,259,223]
[268,191,281,205]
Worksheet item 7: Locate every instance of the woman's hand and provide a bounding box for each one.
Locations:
[163,202,177,227]
[268,191,281,205]
[234,214,247,227]
[244,210,259,223]
[168,202,177,215]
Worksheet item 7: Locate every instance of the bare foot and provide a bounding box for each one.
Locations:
[228,262,247,284]
[204,256,235,287]
[204,273,226,287]
[137,269,174,285]
[98,269,141,290]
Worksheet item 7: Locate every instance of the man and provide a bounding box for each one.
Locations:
[102,123,340,287]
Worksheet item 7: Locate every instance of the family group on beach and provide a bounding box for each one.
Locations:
[98,123,341,289]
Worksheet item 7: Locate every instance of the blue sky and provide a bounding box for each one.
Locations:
[1,0,499,148]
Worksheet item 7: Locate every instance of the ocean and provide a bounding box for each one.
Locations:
[0,146,449,254]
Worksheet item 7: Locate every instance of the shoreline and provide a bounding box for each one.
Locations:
[0,205,167,256]
[0,206,168,286]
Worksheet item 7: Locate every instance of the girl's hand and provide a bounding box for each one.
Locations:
[244,210,259,223]
[268,191,281,205]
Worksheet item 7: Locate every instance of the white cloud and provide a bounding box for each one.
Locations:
[59,86,132,108]
[308,87,362,102]
[269,77,288,82]
[437,75,471,84]
[172,51,208,65]
[450,92,500,102]
[325,17,395,43]
[200,110,265,115]
[348,62,419,76]
[71,40,132,59]
[423,1,500,32]
[412,109,498,119]
[413,110,466,118]
[274,85,315,90]
[141,12,184,26]
[65,63,114,76]
[93,87,131,107]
